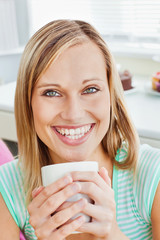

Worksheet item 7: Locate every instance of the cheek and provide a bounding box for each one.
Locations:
[32,98,54,130]
[87,94,110,123]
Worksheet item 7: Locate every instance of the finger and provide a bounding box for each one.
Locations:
[29,182,81,227]
[29,175,72,210]
[98,167,111,187]
[35,199,87,239]
[78,221,112,238]
[71,171,109,192]
[41,182,81,215]
[32,186,44,198]
[56,201,73,212]
[78,181,114,204]
[49,215,85,240]
[82,202,115,222]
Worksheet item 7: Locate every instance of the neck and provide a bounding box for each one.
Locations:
[96,145,113,181]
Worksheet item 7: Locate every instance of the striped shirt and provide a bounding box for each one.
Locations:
[0,160,35,239]
[0,144,160,239]
[113,144,160,239]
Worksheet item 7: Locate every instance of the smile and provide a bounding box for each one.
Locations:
[55,125,92,139]
[52,124,95,145]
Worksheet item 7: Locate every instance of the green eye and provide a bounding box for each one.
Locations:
[83,87,99,94]
[44,90,60,97]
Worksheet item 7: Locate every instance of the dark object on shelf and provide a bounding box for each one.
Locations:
[119,70,133,91]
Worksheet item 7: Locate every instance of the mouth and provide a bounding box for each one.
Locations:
[52,124,95,145]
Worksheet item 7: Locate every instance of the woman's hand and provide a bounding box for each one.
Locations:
[27,175,87,240]
[70,167,124,239]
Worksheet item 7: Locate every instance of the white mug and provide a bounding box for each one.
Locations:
[41,161,98,227]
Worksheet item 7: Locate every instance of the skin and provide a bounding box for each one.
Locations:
[151,181,160,239]
[0,194,20,239]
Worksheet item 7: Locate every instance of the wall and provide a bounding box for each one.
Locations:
[0,50,22,84]
[115,55,160,79]
[0,45,160,84]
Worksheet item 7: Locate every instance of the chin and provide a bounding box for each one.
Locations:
[59,150,93,163]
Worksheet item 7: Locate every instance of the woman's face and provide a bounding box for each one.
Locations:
[31,41,111,163]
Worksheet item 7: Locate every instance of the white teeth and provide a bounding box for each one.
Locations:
[67,133,84,140]
[69,129,75,135]
[56,125,92,139]
[85,125,89,132]
[61,129,65,135]
[80,127,85,134]
[75,128,81,135]
[64,129,69,135]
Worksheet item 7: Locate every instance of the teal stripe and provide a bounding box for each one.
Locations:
[140,151,156,218]
[148,160,160,215]
[112,164,118,222]
[119,222,150,231]
[129,229,152,240]
[6,162,25,227]
[0,178,19,226]
[12,161,26,224]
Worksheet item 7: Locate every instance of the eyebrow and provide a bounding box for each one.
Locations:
[37,83,61,88]
[83,78,104,84]
[37,78,104,88]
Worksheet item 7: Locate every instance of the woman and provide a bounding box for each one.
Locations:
[0,20,160,239]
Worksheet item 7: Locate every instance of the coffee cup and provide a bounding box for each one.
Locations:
[41,161,98,225]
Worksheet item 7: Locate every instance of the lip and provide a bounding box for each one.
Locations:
[53,124,92,129]
[52,123,95,146]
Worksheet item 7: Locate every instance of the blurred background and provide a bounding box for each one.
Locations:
[0,0,160,154]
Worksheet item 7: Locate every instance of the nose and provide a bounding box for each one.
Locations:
[60,95,85,122]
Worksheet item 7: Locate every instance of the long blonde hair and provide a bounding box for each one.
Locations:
[14,19,139,204]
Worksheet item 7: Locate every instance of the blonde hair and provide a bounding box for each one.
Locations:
[15,19,139,205]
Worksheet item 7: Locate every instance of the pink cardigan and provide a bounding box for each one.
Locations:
[0,139,14,164]
[0,140,25,240]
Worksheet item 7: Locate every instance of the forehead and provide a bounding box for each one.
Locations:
[54,41,106,68]
[37,41,107,86]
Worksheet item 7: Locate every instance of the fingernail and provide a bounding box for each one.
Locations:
[77,198,86,207]
[71,182,80,193]
[103,167,108,174]
[77,215,85,223]
[64,175,72,184]
[32,186,43,197]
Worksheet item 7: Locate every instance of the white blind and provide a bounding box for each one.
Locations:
[0,0,19,51]
[28,0,160,43]
[28,0,93,35]
[92,0,160,41]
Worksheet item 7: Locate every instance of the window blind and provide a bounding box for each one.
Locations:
[0,0,19,51]
[28,0,160,43]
